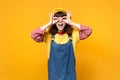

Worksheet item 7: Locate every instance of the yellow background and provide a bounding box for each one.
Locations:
[0,0,120,80]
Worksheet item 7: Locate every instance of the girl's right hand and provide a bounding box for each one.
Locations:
[49,12,58,25]
[40,12,58,31]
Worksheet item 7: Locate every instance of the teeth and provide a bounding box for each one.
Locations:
[58,24,63,26]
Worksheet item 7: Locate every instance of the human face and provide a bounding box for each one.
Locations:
[55,16,67,32]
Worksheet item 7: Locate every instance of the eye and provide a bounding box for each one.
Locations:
[53,17,58,20]
[63,18,67,19]
[62,16,67,20]
[54,18,57,20]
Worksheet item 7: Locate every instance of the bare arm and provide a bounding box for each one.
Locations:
[63,11,92,40]
[30,12,58,42]
[69,21,92,40]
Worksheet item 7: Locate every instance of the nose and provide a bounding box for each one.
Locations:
[58,17,63,22]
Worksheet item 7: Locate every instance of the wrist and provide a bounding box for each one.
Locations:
[48,22,52,26]
[70,21,80,29]
[40,22,51,31]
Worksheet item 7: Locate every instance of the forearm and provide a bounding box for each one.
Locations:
[70,21,81,30]
[40,22,52,31]
[70,21,92,40]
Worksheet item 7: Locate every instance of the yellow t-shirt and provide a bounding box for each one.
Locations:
[43,29,80,59]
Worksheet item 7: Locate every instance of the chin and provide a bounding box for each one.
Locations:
[59,27,65,30]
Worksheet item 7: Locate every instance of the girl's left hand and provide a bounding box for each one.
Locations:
[63,11,72,25]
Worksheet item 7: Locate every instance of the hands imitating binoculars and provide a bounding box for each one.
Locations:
[49,11,72,25]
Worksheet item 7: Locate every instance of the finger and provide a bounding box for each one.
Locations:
[53,20,58,24]
[66,10,68,16]
[68,10,71,17]
[66,10,69,15]
[66,10,71,19]
[63,20,67,23]
[53,17,58,20]
[49,12,52,17]
[49,12,52,20]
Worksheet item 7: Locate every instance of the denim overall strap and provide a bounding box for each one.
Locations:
[51,34,72,41]
[48,34,76,80]
[51,35,55,41]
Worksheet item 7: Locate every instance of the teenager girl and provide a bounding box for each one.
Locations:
[30,8,92,80]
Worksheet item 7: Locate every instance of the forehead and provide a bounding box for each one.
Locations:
[54,11,67,17]
[54,16,66,18]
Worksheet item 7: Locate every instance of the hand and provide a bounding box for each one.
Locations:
[49,12,58,25]
[40,12,59,31]
[63,11,72,25]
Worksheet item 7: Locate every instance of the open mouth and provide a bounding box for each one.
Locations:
[58,24,63,26]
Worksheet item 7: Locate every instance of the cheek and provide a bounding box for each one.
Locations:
[63,23,66,26]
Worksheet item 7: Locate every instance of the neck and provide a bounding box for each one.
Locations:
[58,31,65,35]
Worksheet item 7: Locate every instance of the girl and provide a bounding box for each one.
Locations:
[30,8,92,80]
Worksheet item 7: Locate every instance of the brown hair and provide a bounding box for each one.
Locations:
[49,11,73,35]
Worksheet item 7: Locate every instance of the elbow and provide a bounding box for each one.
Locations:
[80,28,92,40]
[30,32,44,42]
[34,36,43,42]
[30,28,45,42]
